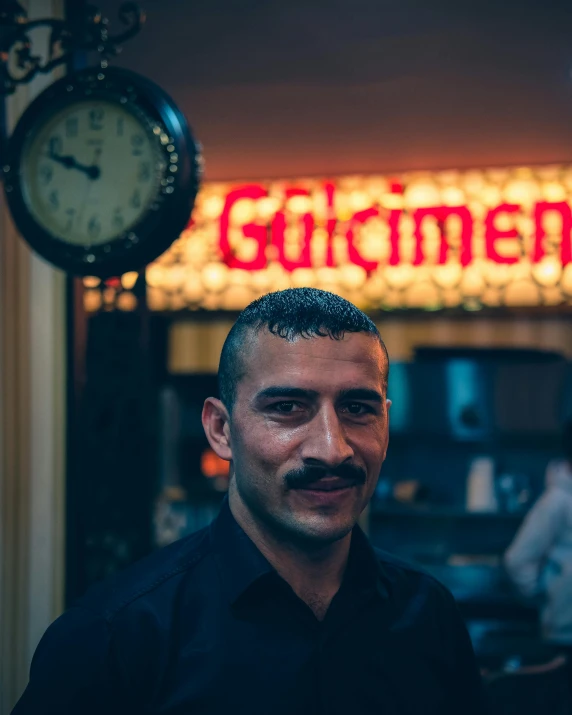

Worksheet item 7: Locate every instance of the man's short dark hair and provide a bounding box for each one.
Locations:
[218,288,388,411]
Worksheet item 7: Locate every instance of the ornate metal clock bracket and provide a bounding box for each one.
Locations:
[0,1,146,97]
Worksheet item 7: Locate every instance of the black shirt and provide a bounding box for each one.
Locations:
[13,498,486,714]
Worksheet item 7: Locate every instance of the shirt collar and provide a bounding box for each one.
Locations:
[210,496,388,606]
[210,497,274,606]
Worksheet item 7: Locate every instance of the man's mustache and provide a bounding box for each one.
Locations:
[285,463,366,489]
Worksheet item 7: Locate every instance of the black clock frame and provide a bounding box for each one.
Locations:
[2,66,202,277]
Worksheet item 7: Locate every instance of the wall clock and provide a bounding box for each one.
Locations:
[2,66,202,277]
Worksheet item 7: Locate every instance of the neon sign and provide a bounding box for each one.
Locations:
[83,165,572,312]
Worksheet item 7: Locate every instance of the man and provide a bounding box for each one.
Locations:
[505,420,572,648]
[13,288,485,715]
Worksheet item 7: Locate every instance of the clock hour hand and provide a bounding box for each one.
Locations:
[47,151,101,180]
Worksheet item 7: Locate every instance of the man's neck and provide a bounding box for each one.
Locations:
[228,492,351,620]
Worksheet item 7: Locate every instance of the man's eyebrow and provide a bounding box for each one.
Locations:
[337,388,383,403]
[255,386,320,401]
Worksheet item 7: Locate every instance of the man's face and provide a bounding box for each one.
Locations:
[223,329,390,545]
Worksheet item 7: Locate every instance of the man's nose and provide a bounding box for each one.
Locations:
[300,404,354,467]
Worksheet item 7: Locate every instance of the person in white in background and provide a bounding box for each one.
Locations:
[504,421,572,648]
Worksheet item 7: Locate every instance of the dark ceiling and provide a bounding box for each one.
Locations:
[96,0,572,180]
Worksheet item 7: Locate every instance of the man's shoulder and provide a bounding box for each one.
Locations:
[76,526,214,622]
[372,546,456,612]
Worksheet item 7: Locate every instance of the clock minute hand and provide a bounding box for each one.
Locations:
[48,151,101,180]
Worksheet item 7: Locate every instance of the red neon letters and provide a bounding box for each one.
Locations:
[218,183,571,272]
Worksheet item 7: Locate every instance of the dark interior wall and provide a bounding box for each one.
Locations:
[96,0,572,180]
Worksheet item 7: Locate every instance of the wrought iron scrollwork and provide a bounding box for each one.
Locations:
[0,1,146,95]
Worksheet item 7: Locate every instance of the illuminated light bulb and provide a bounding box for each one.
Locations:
[102,287,116,305]
[404,281,440,309]
[146,264,166,288]
[418,217,441,242]
[83,289,102,312]
[481,287,501,306]
[202,292,222,311]
[202,195,225,219]
[561,264,572,296]
[121,271,139,291]
[333,191,351,218]
[312,192,328,221]
[504,279,541,307]
[274,273,292,291]
[481,186,502,207]
[229,269,251,286]
[511,260,531,281]
[399,214,414,234]
[257,196,281,221]
[562,169,572,191]
[184,240,209,267]
[316,267,340,287]
[266,262,288,280]
[514,167,534,179]
[265,262,291,291]
[380,193,403,210]
[234,239,260,263]
[541,210,564,236]
[363,274,386,302]
[164,265,186,291]
[404,182,440,209]
[366,177,388,199]
[399,236,416,264]
[384,264,416,289]
[441,187,465,206]
[229,198,257,226]
[536,166,560,181]
[310,241,328,268]
[432,263,463,289]
[443,288,462,307]
[360,228,389,261]
[484,262,512,287]
[542,182,566,202]
[348,191,371,212]
[494,213,517,233]
[250,269,272,293]
[202,263,229,292]
[516,215,534,237]
[286,195,313,214]
[463,171,486,196]
[291,268,317,288]
[486,168,509,183]
[542,287,564,306]
[147,286,169,311]
[340,264,367,290]
[183,272,204,303]
[460,266,486,297]
[116,292,137,312]
[437,170,460,186]
[504,179,539,206]
[381,289,401,309]
[83,276,101,288]
[168,293,188,312]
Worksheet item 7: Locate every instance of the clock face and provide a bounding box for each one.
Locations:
[20,100,166,246]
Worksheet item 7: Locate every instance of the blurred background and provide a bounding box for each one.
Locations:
[2,0,572,711]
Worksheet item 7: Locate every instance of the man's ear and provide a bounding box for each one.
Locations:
[202,397,232,462]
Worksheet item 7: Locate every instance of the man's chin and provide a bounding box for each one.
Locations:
[285,511,357,546]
